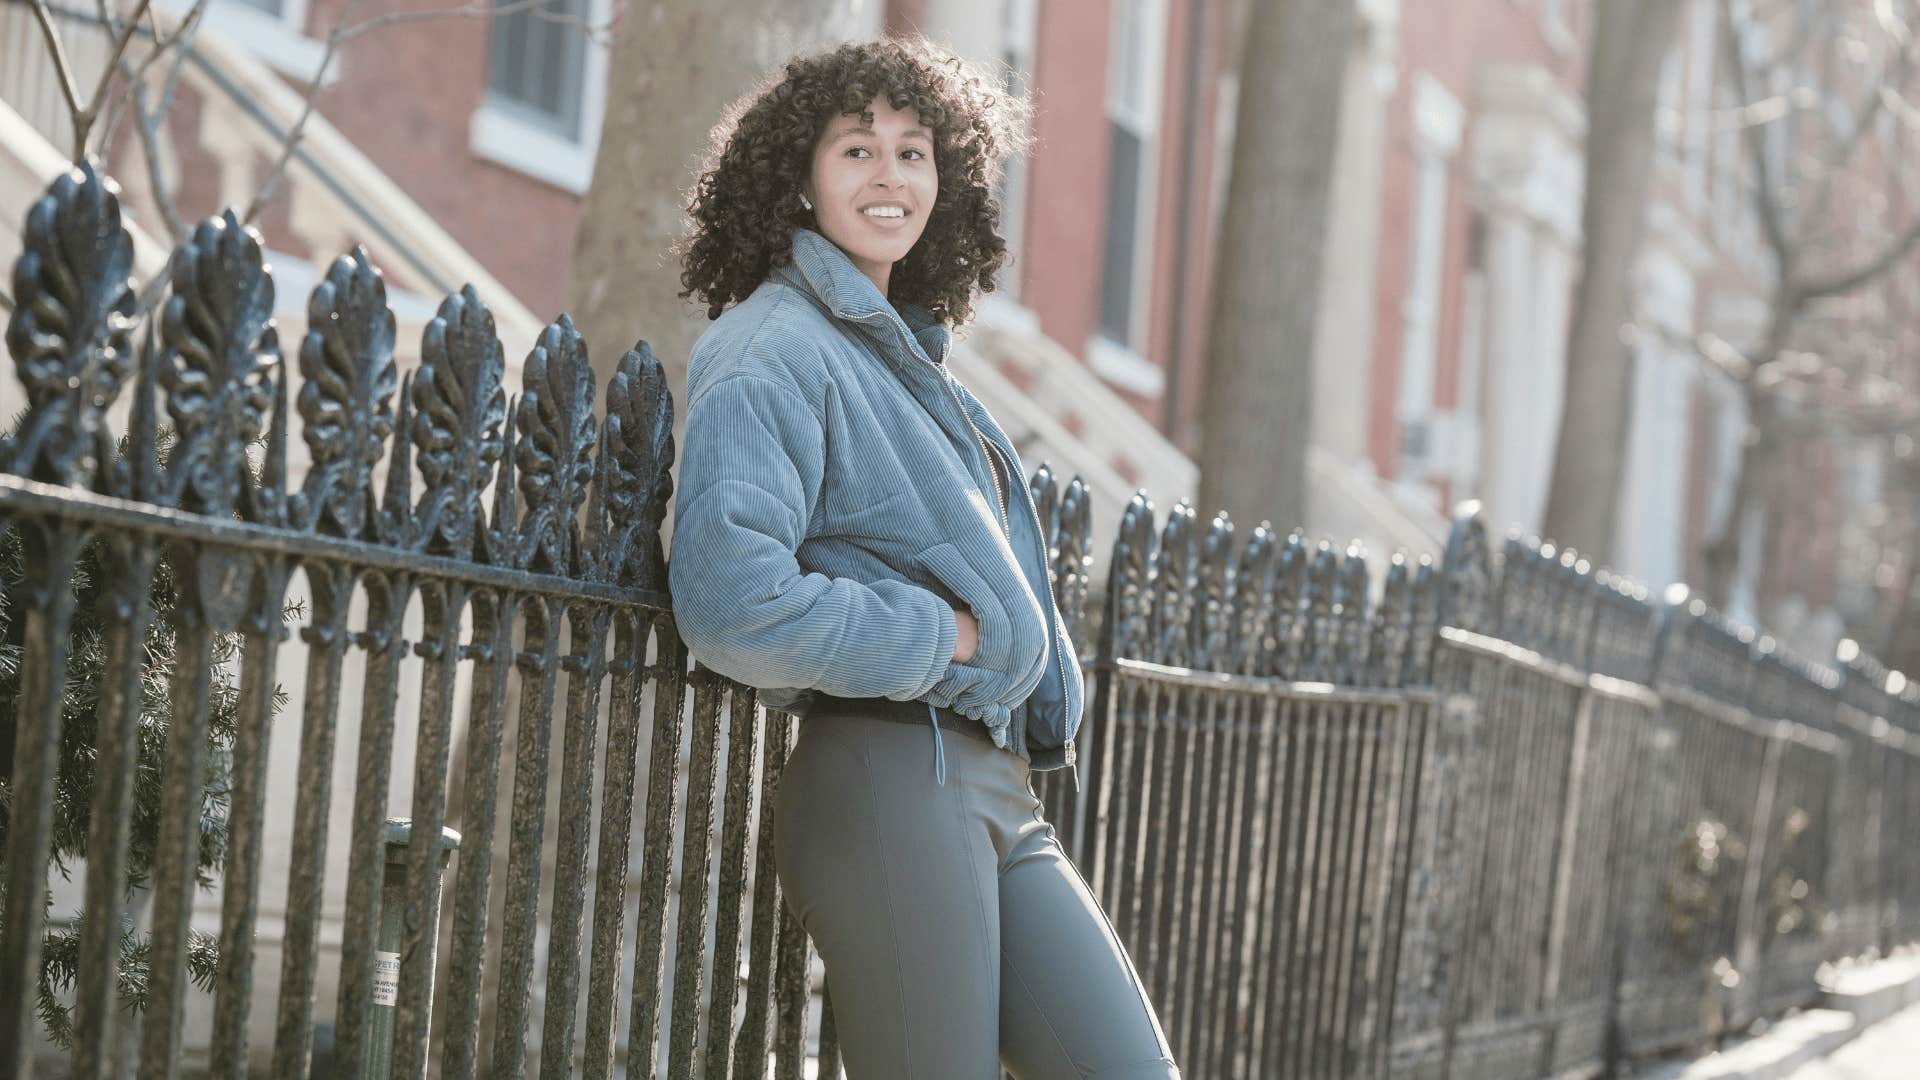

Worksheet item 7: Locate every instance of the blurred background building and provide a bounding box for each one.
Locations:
[5,0,1918,695]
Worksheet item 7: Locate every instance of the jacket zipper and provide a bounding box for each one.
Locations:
[963,377,1079,792]
[855,309,1080,790]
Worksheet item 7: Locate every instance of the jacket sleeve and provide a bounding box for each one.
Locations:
[667,372,958,698]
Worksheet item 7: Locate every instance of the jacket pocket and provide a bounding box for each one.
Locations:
[912,541,1050,709]
[914,541,1017,675]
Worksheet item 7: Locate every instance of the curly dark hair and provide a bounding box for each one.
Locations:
[677,36,1031,326]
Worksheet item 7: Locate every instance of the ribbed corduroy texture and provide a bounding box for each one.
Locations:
[667,229,1084,768]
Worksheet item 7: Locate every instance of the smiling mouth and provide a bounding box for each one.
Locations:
[860,206,911,220]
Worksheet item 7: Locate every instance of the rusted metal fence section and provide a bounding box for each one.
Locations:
[6,162,1920,1079]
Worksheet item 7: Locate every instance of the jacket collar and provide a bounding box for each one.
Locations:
[772,228,952,369]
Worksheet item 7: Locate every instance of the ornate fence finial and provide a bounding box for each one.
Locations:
[516,314,597,576]
[295,247,397,540]
[1269,530,1310,679]
[1194,512,1235,671]
[601,340,675,591]
[1149,499,1199,666]
[1054,475,1094,646]
[158,209,279,519]
[1335,543,1372,684]
[4,159,138,489]
[413,284,508,561]
[1305,541,1341,682]
[1231,523,1280,677]
[1030,463,1060,560]
[1438,501,1493,635]
[1371,553,1412,687]
[1103,490,1157,663]
[1407,553,1439,684]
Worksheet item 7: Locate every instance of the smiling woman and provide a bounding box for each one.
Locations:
[803,100,939,294]
[675,37,1030,326]
[666,37,1181,1079]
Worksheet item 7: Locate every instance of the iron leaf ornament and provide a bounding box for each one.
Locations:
[295,247,397,539]
[516,314,596,575]
[158,210,278,519]
[413,284,508,561]
[601,340,675,590]
[4,159,138,489]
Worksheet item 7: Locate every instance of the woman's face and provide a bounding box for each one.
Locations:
[803,96,937,296]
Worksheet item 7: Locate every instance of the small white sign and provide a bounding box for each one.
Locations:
[373,950,401,1007]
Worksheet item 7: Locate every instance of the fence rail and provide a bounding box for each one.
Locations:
[3,162,1918,1078]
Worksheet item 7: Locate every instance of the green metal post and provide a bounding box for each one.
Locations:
[366,818,461,1079]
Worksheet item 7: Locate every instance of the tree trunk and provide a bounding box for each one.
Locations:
[1197,0,1357,531]
[563,0,870,545]
[1540,0,1684,563]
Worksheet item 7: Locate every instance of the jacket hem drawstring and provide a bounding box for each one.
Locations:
[927,701,947,786]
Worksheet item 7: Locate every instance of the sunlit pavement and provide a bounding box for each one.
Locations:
[1784,1002,1920,1079]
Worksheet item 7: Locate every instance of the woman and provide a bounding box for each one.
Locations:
[667,36,1180,1080]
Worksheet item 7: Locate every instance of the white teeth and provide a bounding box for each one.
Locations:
[863,206,906,218]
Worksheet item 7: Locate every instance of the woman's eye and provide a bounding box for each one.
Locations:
[901,148,926,161]
[845,146,871,158]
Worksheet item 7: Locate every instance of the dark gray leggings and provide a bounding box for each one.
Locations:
[773,709,1181,1079]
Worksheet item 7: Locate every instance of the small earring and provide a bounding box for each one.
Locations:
[800,193,813,211]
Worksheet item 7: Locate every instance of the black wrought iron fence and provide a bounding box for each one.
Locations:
[5,162,1920,1080]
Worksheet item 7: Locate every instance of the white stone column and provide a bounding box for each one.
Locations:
[1468,64,1585,538]
[1309,0,1401,464]
[1475,207,1542,536]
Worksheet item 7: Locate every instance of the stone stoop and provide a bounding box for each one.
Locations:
[1631,953,1920,1080]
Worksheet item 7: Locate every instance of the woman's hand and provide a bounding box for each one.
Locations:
[953,607,979,663]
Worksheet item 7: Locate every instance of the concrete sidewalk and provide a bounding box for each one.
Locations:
[1781,1001,1920,1080]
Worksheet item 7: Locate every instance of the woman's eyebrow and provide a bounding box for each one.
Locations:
[829,125,933,143]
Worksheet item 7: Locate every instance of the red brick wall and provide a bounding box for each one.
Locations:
[300,0,590,317]
[1020,0,1113,378]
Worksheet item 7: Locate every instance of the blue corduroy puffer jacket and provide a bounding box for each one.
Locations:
[667,228,1084,785]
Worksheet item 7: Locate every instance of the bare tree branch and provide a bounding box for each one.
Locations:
[1802,15,1920,236]
[333,0,615,48]
[1720,0,1797,271]
[130,80,186,243]
[1797,214,1920,299]
[30,0,156,159]
[97,0,206,152]
[82,0,152,143]
[28,1,86,134]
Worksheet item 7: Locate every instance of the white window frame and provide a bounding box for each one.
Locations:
[468,0,612,196]
[158,0,332,84]
[1089,0,1168,387]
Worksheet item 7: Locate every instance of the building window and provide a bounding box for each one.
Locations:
[1097,0,1165,351]
[486,0,591,140]
[470,0,611,194]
